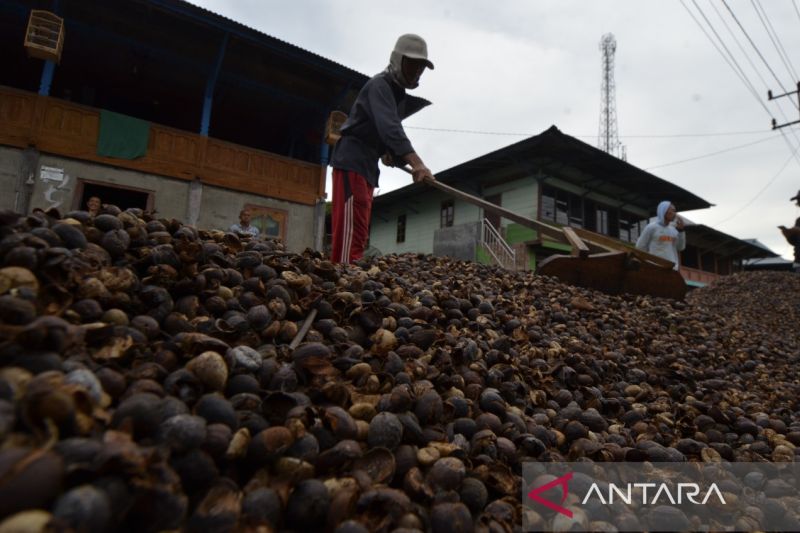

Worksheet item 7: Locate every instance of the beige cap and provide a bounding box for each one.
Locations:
[393,34,434,70]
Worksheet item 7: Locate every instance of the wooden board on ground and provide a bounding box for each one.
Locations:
[537,251,688,300]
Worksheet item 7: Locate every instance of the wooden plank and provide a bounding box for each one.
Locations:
[569,226,675,268]
[417,175,568,243]
[562,226,590,257]
[538,252,687,299]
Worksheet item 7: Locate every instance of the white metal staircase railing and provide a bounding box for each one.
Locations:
[480,218,516,270]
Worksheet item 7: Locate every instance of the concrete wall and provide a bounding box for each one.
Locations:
[0,147,316,252]
[0,146,28,213]
[433,221,480,261]
[195,185,315,252]
[0,147,21,209]
[483,178,539,223]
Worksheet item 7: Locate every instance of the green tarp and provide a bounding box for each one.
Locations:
[96,110,150,159]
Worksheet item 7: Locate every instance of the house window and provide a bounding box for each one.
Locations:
[541,185,647,240]
[569,197,583,228]
[396,214,406,243]
[244,204,288,242]
[607,209,619,238]
[701,252,716,273]
[617,210,645,243]
[440,200,454,228]
[541,185,584,227]
[682,245,700,268]
[555,192,569,225]
[583,200,597,231]
[541,186,556,221]
[596,208,609,235]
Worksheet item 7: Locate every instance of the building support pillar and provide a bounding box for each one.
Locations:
[200,33,228,136]
[15,148,39,214]
[313,196,326,252]
[186,178,203,226]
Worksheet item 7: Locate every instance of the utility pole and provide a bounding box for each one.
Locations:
[768,82,800,130]
[598,33,625,160]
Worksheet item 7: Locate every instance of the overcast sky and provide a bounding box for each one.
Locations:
[193,0,800,260]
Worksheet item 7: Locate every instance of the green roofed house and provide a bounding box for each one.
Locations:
[369,126,774,285]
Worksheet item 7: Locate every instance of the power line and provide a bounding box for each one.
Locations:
[690,0,800,161]
[794,0,800,25]
[708,0,772,101]
[644,134,781,170]
[721,0,795,101]
[686,0,799,131]
[752,0,799,82]
[709,0,800,146]
[711,137,800,226]
[683,0,766,109]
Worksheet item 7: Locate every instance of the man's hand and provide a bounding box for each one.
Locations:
[403,152,435,183]
[411,164,434,183]
[675,216,685,231]
[381,153,394,167]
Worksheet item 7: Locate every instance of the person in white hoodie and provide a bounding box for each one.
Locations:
[635,200,686,270]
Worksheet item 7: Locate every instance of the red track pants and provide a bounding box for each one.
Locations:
[331,168,374,264]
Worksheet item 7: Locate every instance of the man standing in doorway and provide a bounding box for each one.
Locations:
[329,34,436,264]
[86,196,102,217]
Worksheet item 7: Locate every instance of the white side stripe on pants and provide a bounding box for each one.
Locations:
[341,194,354,263]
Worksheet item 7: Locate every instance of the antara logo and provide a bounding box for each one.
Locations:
[527,472,728,517]
[581,482,727,505]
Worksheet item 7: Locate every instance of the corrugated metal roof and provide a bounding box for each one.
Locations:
[146,0,369,81]
[434,126,713,213]
[685,224,778,259]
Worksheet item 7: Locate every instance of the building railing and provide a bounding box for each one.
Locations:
[480,218,516,270]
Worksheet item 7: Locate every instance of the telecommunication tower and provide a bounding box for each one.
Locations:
[598,33,625,159]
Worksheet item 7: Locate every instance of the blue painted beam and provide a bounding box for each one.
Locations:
[200,33,228,136]
[37,0,61,96]
[319,143,330,166]
[38,60,56,96]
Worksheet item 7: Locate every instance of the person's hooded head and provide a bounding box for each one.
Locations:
[387,34,434,90]
[656,201,674,226]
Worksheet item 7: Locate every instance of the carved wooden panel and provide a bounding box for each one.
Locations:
[40,100,99,144]
[150,127,200,165]
[203,137,322,204]
[0,88,36,145]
